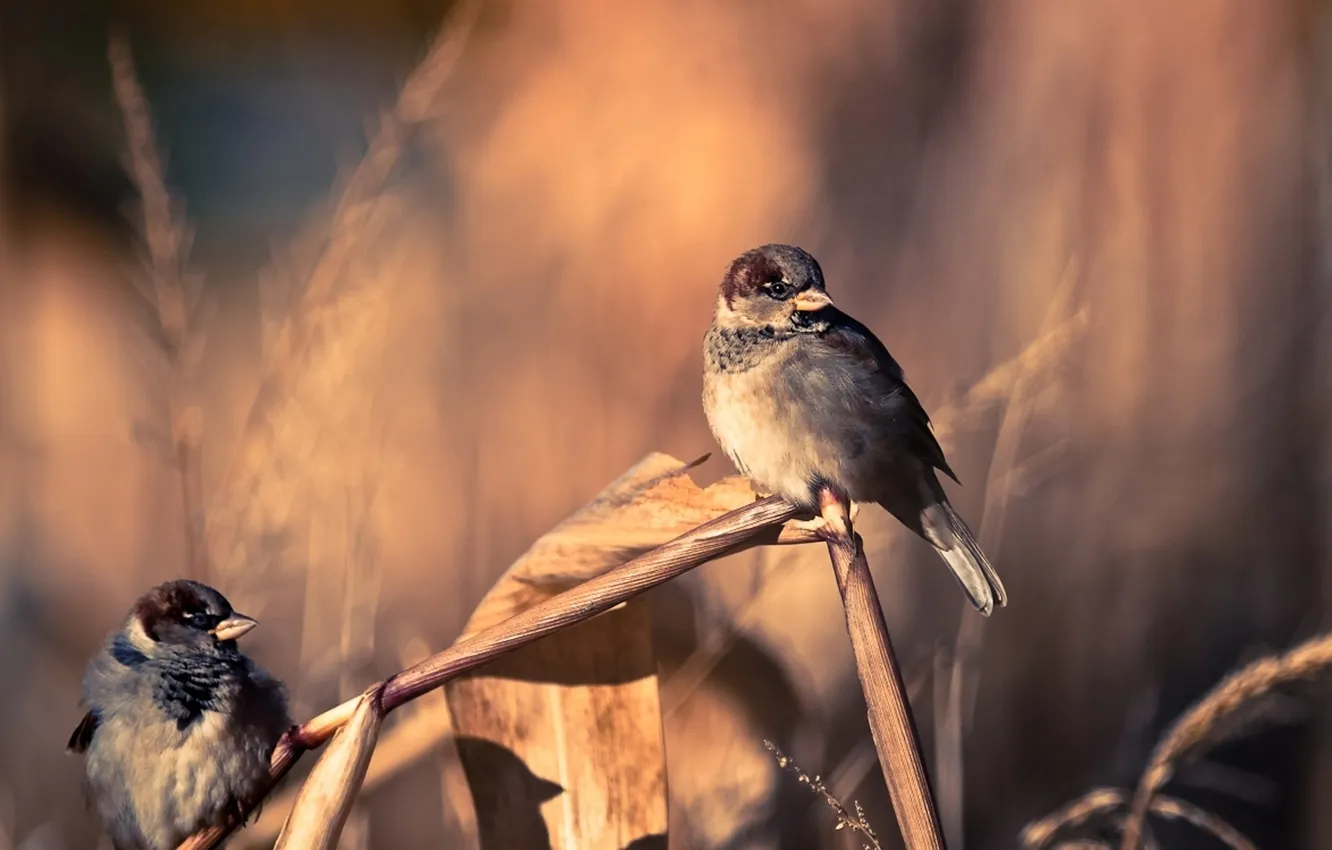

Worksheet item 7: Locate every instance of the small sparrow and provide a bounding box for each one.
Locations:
[67,580,290,850]
[702,244,1007,615]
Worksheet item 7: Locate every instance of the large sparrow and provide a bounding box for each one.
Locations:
[702,244,1007,615]
[68,580,290,850]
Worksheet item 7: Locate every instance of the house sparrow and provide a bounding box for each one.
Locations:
[67,579,290,850]
[702,244,1007,615]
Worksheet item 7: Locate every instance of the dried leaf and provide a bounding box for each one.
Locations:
[234,452,797,848]
[273,689,384,850]
[461,452,764,633]
[196,454,803,850]
[457,451,826,636]
[442,451,759,849]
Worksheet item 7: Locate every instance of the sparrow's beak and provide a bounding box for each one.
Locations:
[791,289,834,312]
[210,614,259,642]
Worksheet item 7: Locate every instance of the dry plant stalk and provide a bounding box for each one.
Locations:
[937,259,1082,847]
[819,498,945,850]
[764,740,882,850]
[1146,796,1259,850]
[177,493,804,849]
[273,687,384,850]
[929,306,1089,446]
[1021,788,1128,848]
[1026,632,1332,850]
[203,0,481,599]
[107,35,209,576]
[1120,632,1332,849]
[262,0,478,353]
[1021,787,1257,850]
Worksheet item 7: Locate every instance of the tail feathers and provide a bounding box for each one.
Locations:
[922,501,1007,616]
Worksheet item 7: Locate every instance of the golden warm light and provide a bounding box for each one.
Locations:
[2,0,1331,848]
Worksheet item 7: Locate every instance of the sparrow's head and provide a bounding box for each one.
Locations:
[714,244,834,331]
[126,579,258,654]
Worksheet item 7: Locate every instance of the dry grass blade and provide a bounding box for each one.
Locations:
[938,265,1083,847]
[107,34,209,576]
[930,306,1090,445]
[1148,795,1257,850]
[176,488,803,849]
[107,35,190,353]
[272,0,478,331]
[273,687,385,850]
[203,0,480,600]
[1022,786,1258,850]
[1121,632,1332,849]
[1021,788,1128,849]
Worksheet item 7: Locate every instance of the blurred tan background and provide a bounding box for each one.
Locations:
[3,0,1332,847]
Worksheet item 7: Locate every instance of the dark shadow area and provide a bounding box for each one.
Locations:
[454,736,563,850]
[653,579,826,850]
[622,834,668,850]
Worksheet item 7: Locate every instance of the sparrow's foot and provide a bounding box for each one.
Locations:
[790,491,858,540]
[279,723,302,750]
[223,797,250,826]
[787,515,830,535]
[817,489,856,540]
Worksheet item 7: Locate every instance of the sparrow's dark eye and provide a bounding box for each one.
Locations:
[764,281,790,299]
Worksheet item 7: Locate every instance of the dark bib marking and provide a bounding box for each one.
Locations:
[705,326,786,373]
[150,652,247,731]
[110,634,148,668]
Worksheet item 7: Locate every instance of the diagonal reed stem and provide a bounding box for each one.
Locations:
[177,494,802,850]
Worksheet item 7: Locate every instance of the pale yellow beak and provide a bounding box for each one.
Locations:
[791,289,834,311]
[210,614,259,642]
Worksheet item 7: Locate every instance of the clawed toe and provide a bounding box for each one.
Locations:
[785,493,860,541]
[815,489,854,540]
[223,798,247,825]
[788,515,828,534]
